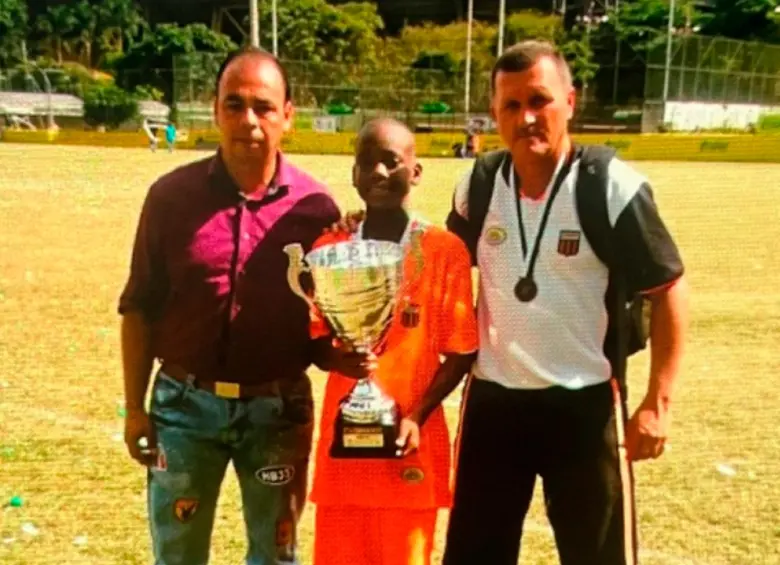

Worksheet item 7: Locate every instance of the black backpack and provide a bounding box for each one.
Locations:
[446,145,648,385]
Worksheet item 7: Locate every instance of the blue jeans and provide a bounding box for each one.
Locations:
[147,369,314,565]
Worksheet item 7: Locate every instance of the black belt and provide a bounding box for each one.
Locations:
[160,362,282,399]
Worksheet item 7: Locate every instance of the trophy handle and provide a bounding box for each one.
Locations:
[283,243,316,310]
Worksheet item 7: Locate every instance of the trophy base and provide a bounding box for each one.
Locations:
[330,418,402,459]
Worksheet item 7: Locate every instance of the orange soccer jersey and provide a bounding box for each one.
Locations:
[308,220,479,511]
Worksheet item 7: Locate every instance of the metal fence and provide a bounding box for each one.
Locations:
[644,35,780,105]
[172,52,493,132]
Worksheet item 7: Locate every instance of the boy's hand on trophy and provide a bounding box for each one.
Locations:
[396,418,421,457]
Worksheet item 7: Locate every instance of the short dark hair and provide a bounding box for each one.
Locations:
[214,46,292,102]
[491,40,572,92]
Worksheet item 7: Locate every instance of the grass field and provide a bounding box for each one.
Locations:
[0,143,779,565]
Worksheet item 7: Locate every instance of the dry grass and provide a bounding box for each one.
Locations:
[0,144,779,565]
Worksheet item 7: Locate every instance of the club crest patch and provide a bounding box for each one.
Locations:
[174,498,199,522]
[152,443,167,472]
[484,226,507,246]
[401,467,425,484]
[557,230,581,257]
[401,302,421,328]
[256,464,295,486]
[276,519,293,546]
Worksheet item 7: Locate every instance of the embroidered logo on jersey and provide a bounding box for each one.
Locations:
[484,226,507,246]
[401,302,421,328]
[557,230,581,257]
[256,464,295,486]
[401,467,425,484]
[174,498,199,522]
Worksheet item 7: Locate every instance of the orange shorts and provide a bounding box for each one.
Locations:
[313,506,437,565]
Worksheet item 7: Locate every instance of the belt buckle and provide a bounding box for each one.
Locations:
[215,381,240,399]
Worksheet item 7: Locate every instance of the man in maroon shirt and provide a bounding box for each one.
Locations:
[119,47,340,565]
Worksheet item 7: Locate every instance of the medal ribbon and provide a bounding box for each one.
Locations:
[510,151,575,287]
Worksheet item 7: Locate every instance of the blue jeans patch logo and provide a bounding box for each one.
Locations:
[255,464,295,486]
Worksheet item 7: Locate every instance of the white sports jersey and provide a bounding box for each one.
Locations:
[449,150,682,390]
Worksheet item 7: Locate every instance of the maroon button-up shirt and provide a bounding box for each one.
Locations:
[119,152,341,385]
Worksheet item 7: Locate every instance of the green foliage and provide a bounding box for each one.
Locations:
[30,0,146,68]
[411,51,458,79]
[259,0,383,64]
[396,20,496,69]
[82,83,138,129]
[47,61,111,96]
[701,0,780,41]
[133,84,164,102]
[558,26,599,87]
[603,0,705,52]
[168,104,179,126]
[0,0,28,65]
[113,23,237,104]
[395,20,496,110]
[502,10,562,45]
[3,0,779,116]
[35,4,79,64]
[757,112,780,132]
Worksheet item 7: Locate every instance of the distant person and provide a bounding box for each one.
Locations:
[119,46,340,565]
[165,122,177,152]
[464,132,476,157]
[142,118,158,152]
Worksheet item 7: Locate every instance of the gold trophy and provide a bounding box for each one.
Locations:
[284,239,405,459]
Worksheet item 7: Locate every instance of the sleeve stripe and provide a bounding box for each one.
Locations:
[640,274,683,296]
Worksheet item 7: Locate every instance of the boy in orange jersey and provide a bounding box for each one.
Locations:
[308,118,479,565]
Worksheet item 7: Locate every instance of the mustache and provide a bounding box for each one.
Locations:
[515,127,542,138]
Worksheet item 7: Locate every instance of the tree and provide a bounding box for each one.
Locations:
[501,10,562,46]
[94,0,147,61]
[411,51,458,79]
[35,4,79,64]
[497,9,598,94]
[0,0,28,65]
[39,0,147,69]
[70,0,99,67]
[113,23,237,104]
[558,26,599,94]
[82,83,138,129]
[603,0,706,53]
[700,0,780,42]
[258,0,382,64]
[395,21,498,111]
[252,0,383,107]
[320,2,384,64]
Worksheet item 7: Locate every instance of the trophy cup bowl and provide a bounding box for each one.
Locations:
[284,239,405,459]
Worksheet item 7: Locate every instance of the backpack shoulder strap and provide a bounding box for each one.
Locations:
[467,149,509,241]
[575,144,617,269]
[575,144,636,384]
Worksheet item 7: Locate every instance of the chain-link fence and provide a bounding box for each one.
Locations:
[644,35,780,105]
[172,52,496,132]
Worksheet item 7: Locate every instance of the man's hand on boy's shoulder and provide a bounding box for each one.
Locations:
[325,209,364,235]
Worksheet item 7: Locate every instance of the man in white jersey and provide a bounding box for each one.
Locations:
[443,40,690,565]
